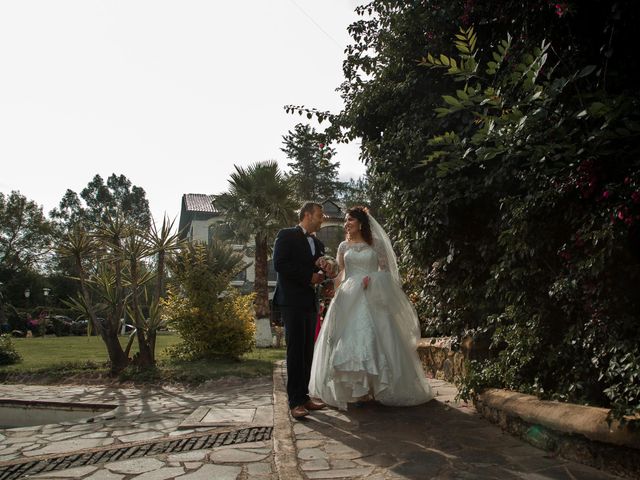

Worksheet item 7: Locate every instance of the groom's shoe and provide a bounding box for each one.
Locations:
[290,405,309,419]
[304,400,326,411]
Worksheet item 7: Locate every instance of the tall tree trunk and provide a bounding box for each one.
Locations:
[254,238,269,319]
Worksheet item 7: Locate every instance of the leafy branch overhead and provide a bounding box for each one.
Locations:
[417,26,480,81]
[283,105,335,124]
[417,27,560,177]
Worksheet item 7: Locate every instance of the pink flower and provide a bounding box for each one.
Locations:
[601,190,610,199]
[631,192,640,204]
[618,210,625,220]
[318,143,325,149]
[554,3,568,17]
[624,177,631,185]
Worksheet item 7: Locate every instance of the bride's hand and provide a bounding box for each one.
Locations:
[362,276,369,289]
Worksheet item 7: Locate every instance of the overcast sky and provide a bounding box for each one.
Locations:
[0,1,367,224]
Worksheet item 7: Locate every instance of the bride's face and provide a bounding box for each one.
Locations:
[344,215,361,237]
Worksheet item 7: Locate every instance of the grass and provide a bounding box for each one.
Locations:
[0,333,286,385]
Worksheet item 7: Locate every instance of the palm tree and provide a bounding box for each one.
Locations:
[215,161,297,319]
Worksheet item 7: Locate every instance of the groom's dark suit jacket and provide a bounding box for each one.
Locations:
[273,226,325,310]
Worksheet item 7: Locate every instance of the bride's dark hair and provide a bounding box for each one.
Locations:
[346,206,373,245]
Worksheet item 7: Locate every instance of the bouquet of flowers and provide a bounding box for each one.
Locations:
[316,255,338,279]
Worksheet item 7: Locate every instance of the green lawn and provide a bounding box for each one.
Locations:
[2,334,181,369]
[0,334,286,384]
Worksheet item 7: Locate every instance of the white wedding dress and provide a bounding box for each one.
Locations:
[309,240,433,410]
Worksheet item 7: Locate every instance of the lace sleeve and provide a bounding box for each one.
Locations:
[373,239,390,272]
[337,241,347,271]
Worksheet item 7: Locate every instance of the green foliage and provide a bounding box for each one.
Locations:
[168,240,247,309]
[57,211,180,372]
[337,175,374,209]
[165,240,254,359]
[315,1,640,421]
[0,334,21,365]
[163,290,256,360]
[415,27,640,421]
[0,191,54,273]
[281,123,343,202]
[50,173,151,234]
[215,161,297,318]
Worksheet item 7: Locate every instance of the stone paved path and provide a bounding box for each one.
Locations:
[0,378,276,479]
[0,365,627,479]
[273,362,624,480]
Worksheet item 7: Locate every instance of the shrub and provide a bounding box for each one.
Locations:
[5,307,27,333]
[414,26,640,420]
[164,240,252,360]
[0,334,21,365]
[163,290,255,360]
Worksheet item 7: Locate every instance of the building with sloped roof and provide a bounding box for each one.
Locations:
[178,193,221,243]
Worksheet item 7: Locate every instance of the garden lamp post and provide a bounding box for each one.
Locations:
[43,288,50,313]
[24,288,31,308]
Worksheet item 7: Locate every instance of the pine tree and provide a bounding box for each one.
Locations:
[281,123,343,202]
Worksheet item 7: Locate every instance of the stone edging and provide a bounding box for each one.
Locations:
[476,388,640,478]
[478,389,640,449]
[271,360,304,479]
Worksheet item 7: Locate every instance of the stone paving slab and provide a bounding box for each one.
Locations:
[179,406,256,429]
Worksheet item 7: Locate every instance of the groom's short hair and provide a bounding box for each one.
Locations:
[299,202,322,221]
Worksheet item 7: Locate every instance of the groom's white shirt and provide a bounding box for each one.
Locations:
[299,225,316,256]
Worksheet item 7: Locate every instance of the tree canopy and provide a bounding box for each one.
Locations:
[281,123,342,202]
[215,161,297,318]
[50,173,151,233]
[0,191,53,273]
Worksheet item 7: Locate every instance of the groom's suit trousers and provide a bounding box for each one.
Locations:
[281,306,317,409]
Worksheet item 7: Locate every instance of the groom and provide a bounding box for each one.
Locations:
[273,202,327,419]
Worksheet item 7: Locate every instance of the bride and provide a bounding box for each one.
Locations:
[309,206,433,410]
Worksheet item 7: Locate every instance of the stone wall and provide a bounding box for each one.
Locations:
[416,337,467,382]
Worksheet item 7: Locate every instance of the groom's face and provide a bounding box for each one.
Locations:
[307,206,324,233]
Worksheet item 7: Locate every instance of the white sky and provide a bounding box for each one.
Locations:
[0,1,367,224]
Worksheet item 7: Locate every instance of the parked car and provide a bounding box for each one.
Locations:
[49,315,73,336]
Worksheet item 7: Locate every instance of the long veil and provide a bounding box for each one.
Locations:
[367,212,400,284]
[366,211,421,345]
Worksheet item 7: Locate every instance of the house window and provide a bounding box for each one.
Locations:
[233,268,247,282]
